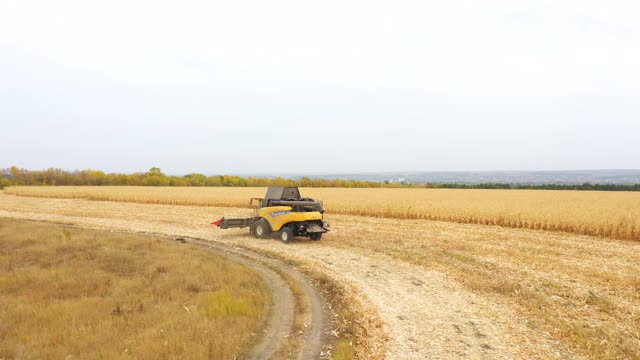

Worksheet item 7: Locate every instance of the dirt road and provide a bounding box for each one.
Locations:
[0,195,581,359]
[184,238,329,360]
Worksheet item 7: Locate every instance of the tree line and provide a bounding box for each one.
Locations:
[0,167,391,189]
[1,167,639,191]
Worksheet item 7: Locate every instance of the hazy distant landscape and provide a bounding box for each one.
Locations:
[5,168,640,189]
[283,169,640,185]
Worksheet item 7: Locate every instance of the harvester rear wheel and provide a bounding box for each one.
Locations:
[309,233,322,241]
[279,226,294,243]
[251,219,271,239]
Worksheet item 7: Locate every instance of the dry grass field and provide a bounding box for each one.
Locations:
[5,186,640,241]
[0,218,269,359]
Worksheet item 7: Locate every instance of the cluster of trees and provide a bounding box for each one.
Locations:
[1,167,639,191]
[0,167,395,189]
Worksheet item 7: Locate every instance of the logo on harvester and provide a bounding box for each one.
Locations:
[270,210,291,217]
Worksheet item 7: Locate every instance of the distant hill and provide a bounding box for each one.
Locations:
[279,170,640,185]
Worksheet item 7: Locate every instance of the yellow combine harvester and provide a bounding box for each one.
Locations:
[212,187,329,243]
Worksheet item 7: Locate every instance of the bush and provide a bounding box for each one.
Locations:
[0,178,11,189]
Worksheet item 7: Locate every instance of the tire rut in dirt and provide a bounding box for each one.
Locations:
[186,238,329,360]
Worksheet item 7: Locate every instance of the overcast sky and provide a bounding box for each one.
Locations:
[1,1,639,174]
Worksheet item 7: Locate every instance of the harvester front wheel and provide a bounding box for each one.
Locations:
[251,219,271,239]
[309,233,322,241]
[279,226,294,243]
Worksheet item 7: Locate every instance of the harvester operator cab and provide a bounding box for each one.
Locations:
[252,186,324,213]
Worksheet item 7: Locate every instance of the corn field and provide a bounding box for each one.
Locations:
[5,186,640,241]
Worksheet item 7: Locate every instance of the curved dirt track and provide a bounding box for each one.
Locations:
[0,195,582,359]
[184,238,328,360]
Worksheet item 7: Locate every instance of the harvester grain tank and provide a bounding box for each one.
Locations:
[212,187,330,243]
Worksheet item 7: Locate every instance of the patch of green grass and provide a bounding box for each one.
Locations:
[332,340,354,360]
[207,289,255,317]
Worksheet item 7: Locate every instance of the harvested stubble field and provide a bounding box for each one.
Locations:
[1,189,639,359]
[5,186,640,241]
[0,218,269,359]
